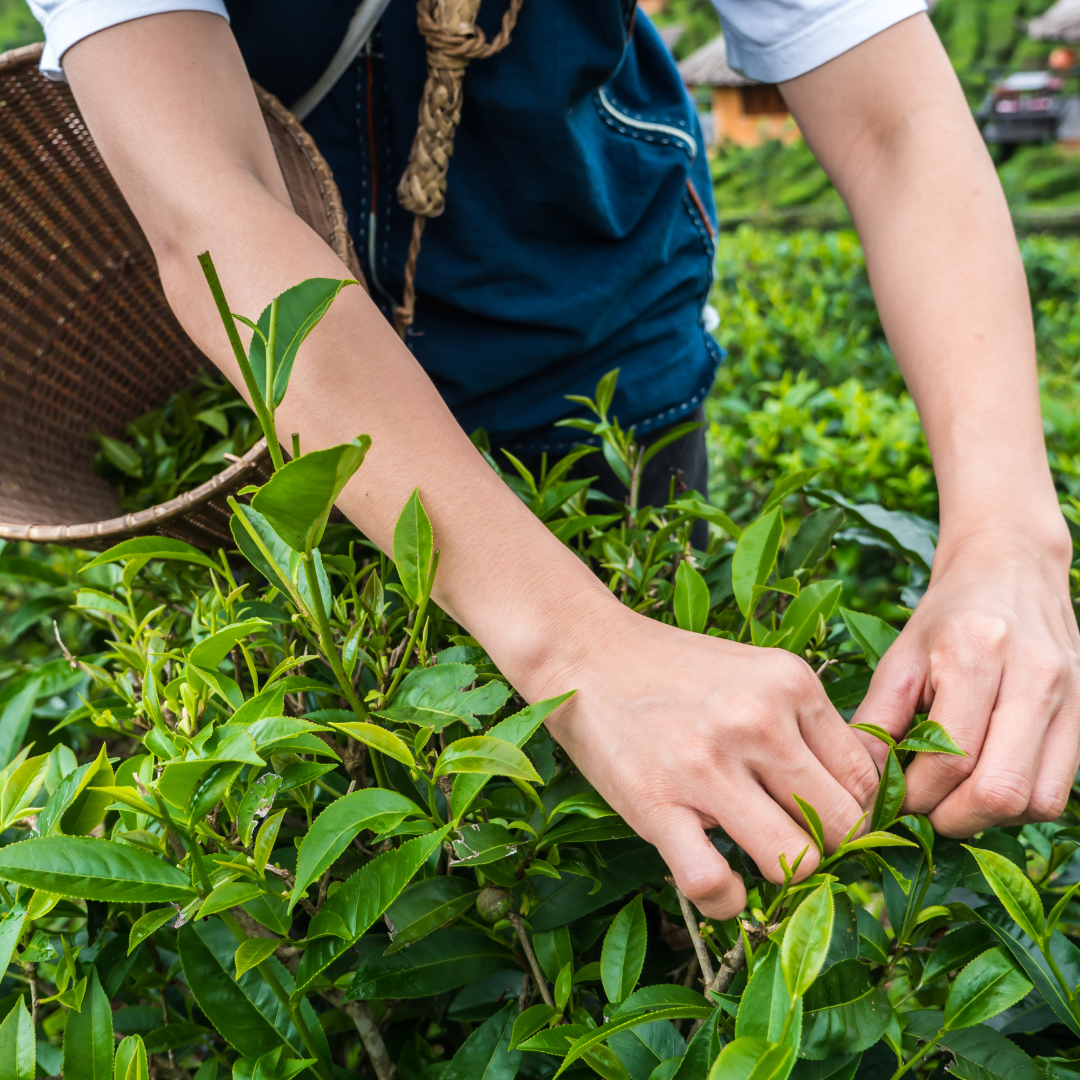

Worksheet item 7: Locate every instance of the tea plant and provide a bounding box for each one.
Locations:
[0,267,1076,1080]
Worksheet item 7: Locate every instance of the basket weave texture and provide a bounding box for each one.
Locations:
[0,43,362,550]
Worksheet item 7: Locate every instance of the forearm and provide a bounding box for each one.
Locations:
[782,15,1066,552]
[64,13,620,692]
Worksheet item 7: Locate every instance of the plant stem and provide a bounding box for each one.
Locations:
[302,552,368,721]
[383,551,440,707]
[266,296,278,424]
[1042,943,1080,1015]
[227,497,307,613]
[198,252,284,471]
[508,911,555,1008]
[669,879,715,985]
[220,911,331,1080]
[888,1030,942,1080]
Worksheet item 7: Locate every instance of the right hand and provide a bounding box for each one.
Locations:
[528,607,879,919]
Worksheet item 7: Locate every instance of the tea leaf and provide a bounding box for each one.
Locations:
[733,508,783,618]
[82,538,222,574]
[763,468,824,513]
[434,736,541,783]
[779,580,842,654]
[839,609,899,671]
[601,893,647,1004]
[114,1035,148,1080]
[800,959,891,1059]
[781,882,835,998]
[251,438,371,553]
[870,750,905,832]
[0,998,34,1080]
[128,907,176,954]
[921,924,997,987]
[290,788,421,912]
[896,720,965,756]
[443,1002,520,1080]
[0,836,196,902]
[706,1036,794,1080]
[511,1004,559,1050]
[736,944,801,1049]
[234,937,283,979]
[62,969,113,1080]
[792,794,825,856]
[201,882,264,918]
[393,488,435,606]
[188,619,268,670]
[782,506,845,576]
[944,948,1033,1030]
[674,561,710,634]
[962,846,1045,944]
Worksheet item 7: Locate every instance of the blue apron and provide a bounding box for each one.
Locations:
[226,0,720,451]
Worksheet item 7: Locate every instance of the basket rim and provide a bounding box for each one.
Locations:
[0,44,357,547]
[0,440,270,545]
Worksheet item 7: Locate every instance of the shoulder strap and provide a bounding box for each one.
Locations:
[291,0,395,121]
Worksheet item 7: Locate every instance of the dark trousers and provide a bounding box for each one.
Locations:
[504,407,709,548]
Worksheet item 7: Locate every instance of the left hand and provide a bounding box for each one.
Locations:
[851,524,1080,837]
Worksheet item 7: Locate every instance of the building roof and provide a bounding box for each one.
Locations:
[1029,0,1080,41]
[999,70,1061,91]
[656,21,684,52]
[677,34,758,88]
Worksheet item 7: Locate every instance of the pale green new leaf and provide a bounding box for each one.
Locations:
[674,561,710,634]
[0,998,34,1080]
[733,508,783,618]
[944,948,1034,1031]
[393,488,434,605]
[331,722,416,768]
[962,846,1045,944]
[235,937,283,979]
[62,969,113,1080]
[781,882,835,998]
[434,736,541,783]
[114,1035,149,1080]
[707,1037,794,1080]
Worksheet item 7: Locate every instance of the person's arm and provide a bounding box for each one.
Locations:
[63,11,878,919]
[781,12,1080,836]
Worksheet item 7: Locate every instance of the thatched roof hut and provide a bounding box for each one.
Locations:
[676,33,757,88]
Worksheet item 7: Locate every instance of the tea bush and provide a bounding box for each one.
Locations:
[0,263,1078,1080]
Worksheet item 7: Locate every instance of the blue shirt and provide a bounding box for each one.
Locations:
[230,0,722,450]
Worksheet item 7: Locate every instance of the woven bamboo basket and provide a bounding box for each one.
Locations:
[0,42,363,550]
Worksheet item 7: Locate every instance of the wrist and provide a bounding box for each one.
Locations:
[935,508,1072,572]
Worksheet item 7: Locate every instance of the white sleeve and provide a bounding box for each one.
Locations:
[26,0,229,81]
[709,0,929,84]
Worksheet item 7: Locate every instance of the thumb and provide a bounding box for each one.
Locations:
[647,807,746,921]
[850,643,926,769]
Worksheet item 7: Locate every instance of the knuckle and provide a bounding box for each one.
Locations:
[1028,782,1070,823]
[972,771,1030,821]
[931,615,1009,672]
[679,864,733,904]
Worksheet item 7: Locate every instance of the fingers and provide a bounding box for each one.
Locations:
[714,779,821,886]
[927,690,1050,837]
[902,633,1005,815]
[849,642,927,770]
[795,680,880,815]
[1024,704,1080,824]
[649,806,747,920]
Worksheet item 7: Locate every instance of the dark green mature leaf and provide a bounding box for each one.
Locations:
[179,920,306,1061]
[290,788,421,913]
[385,876,479,954]
[443,1001,521,1080]
[511,1004,559,1051]
[0,555,69,588]
[789,1055,861,1080]
[707,1037,794,1080]
[982,914,1080,1037]
[838,609,899,670]
[921,925,997,986]
[248,277,359,407]
[819,894,859,974]
[944,948,1032,1030]
[0,677,43,767]
[346,930,515,1000]
[855,906,889,965]
[782,507,845,576]
[819,495,938,571]
[530,838,667,932]
[295,829,447,994]
[0,999,33,1080]
[601,894,648,1004]
[779,580,841,654]
[556,1008,708,1078]
[904,1011,1044,1080]
[733,508,782,617]
[393,488,434,606]
[782,882,834,997]
[871,750,905,832]
[800,959,890,1059]
[449,822,520,868]
[62,969,113,1080]
[674,561,710,634]
[736,945,802,1051]
[251,438,371,553]
[0,837,195,902]
[81,538,222,574]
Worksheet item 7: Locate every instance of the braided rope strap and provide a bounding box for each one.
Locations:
[394,0,524,338]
